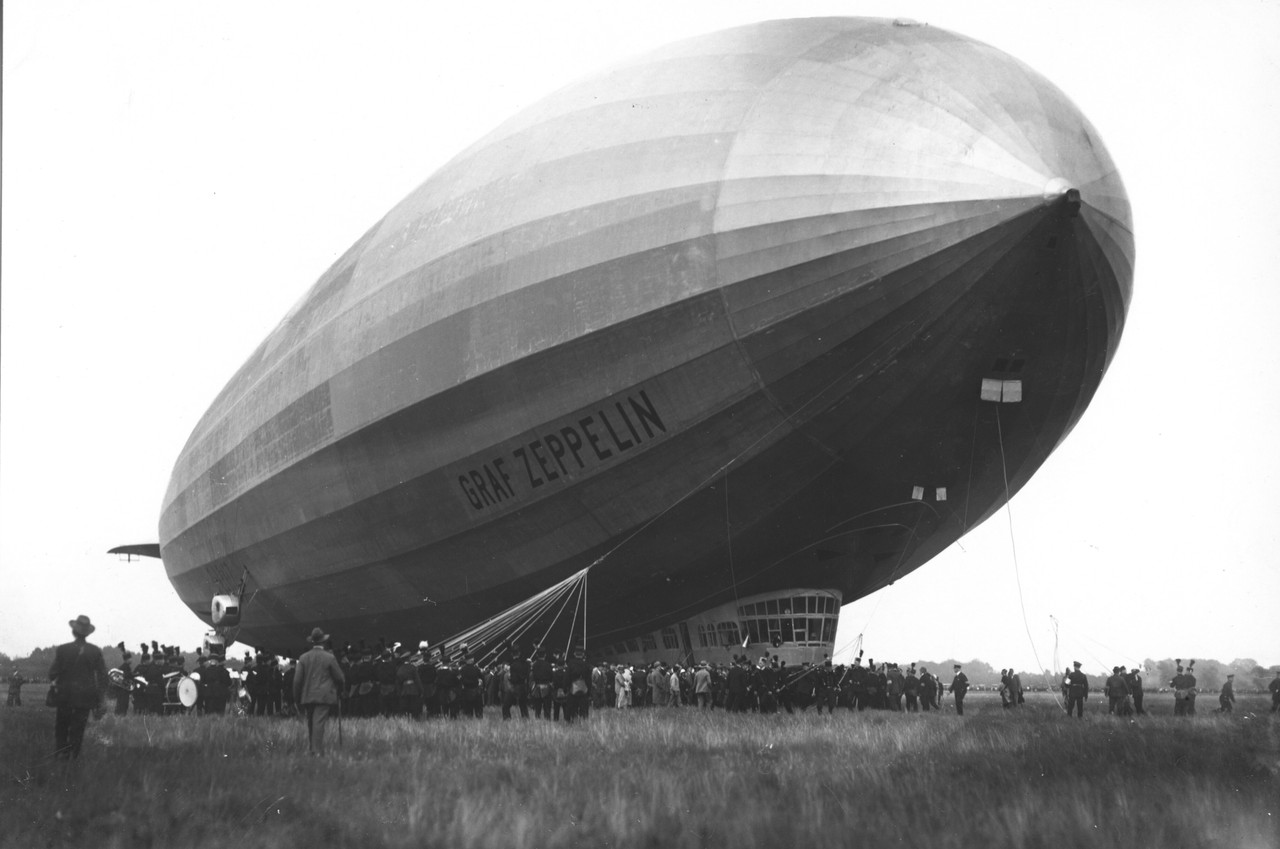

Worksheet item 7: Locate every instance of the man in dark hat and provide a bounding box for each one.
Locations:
[8,669,28,707]
[948,664,969,715]
[48,615,109,759]
[903,665,920,712]
[293,627,345,755]
[919,666,938,711]
[1125,666,1145,715]
[1106,667,1127,714]
[1065,661,1089,718]
[885,662,904,712]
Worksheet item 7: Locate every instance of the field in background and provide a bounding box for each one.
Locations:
[2,687,1275,849]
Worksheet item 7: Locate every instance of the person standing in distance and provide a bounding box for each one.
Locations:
[1217,674,1235,714]
[948,664,968,715]
[292,627,345,756]
[1065,661,1089,718]
[7,669,27,707]
[48,615,109,759]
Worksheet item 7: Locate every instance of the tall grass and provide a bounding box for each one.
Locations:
[2,689,1275,849]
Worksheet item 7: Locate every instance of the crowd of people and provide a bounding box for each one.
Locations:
[33,614,1280,759]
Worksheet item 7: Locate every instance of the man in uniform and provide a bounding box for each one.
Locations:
[48,615,109,759]
[293,627,345,756]
[1065,661,1089,718]
[849,660,870,711]
[1270,669,1280,713]
[110,643,134,715]
[948,663,969,715]
[132,646,152,714]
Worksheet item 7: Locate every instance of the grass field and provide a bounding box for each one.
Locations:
[2,685,1276,849]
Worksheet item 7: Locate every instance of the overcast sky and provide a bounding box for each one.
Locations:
[3,0,1278,675]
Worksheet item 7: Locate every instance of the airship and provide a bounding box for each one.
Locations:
[151,17,1133,665]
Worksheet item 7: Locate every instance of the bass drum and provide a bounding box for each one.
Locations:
[164,676,200,709]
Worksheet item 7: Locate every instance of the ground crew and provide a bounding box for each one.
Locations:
[1059,655,1090,717]
[1065,661,1089,718]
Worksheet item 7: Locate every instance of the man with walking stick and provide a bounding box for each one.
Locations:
[293,627,345,756]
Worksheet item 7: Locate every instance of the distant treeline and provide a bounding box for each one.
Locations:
[4,647,1276,692]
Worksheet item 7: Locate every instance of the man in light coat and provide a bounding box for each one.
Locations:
[293,627,345,755]
[694,662,712,709]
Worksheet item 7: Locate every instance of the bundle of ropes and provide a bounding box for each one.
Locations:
[432,565,590,669]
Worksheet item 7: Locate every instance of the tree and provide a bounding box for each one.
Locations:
[1154,658,1177,688]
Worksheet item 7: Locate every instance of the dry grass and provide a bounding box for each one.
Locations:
[2,687,1276,849]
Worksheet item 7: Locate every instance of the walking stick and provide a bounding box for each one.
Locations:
[337,697,343,748]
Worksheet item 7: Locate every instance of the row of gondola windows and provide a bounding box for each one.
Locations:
[696,617,837,647]
[595,614,836,657]
[737,595,836,617]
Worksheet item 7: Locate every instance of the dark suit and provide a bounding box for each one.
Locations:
[48,638,108,758]
[948,671,969,715]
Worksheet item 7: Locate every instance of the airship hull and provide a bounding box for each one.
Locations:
[160,18,1132,652]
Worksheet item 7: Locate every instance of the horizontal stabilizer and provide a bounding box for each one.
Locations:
[108,543,161,560]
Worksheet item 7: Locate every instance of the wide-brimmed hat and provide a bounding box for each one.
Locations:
[69,615,96,635]
[307,627,329,644]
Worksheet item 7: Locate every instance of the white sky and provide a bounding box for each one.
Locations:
[3,0,1278,673]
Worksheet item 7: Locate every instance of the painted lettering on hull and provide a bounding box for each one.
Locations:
[456,389,667,512]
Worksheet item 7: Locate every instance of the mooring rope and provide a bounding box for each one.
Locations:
[437,565,590,663]
[994,405,1057,702]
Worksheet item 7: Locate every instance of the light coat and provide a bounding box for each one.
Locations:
[292,645,345,706]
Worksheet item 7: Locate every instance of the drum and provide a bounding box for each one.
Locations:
[108,668,128,691]
[164,676,200,708]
